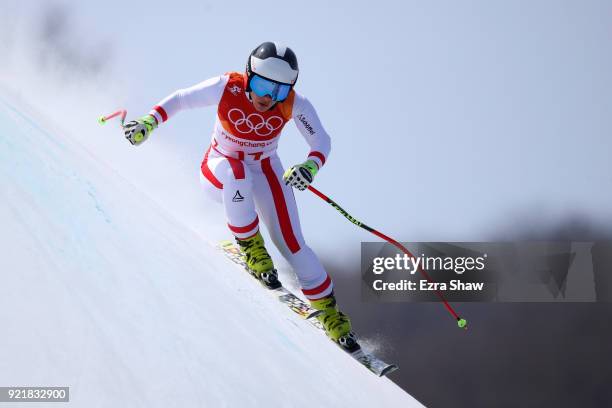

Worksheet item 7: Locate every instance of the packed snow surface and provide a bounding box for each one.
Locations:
[0,96,422,407]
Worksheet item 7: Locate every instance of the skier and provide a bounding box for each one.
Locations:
[123,42,353,346]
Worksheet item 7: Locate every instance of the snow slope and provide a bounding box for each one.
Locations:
[0,95,422,407]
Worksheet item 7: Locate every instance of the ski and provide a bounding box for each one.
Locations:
[218,240,398,377]
[344,347,398,377]
[308,319,398,377]
[218,240,321,319]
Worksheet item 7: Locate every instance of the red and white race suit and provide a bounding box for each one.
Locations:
[149,72,333,300]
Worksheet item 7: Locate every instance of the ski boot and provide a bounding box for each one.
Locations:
[310,293,359,352]
[235,231,280,289]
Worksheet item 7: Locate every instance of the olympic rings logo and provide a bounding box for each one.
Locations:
[227,108,284,137]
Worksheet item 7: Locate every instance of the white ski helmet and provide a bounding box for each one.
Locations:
[246,42,299,88]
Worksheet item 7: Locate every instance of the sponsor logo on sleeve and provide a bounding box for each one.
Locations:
[296,114,315,135]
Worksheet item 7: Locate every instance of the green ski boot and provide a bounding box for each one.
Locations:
[236,231,280,289]
[310,293,358,351]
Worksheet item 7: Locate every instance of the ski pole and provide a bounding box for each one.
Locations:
[98,109,127,127]
[307,185,468,330]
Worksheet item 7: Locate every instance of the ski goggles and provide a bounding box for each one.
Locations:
[249,75,292,102]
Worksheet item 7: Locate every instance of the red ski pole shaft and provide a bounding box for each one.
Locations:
[307,185,467,329]
[98,109,127,127]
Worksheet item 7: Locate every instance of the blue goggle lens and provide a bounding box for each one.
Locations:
[250,75,292,102]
